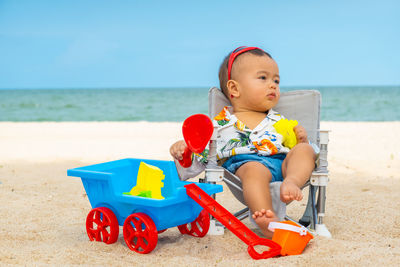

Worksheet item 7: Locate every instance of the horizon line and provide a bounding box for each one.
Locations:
[1,84,400,90]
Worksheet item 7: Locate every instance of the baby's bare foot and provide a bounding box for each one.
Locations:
[252,209,278,239]
[280,179,303,203]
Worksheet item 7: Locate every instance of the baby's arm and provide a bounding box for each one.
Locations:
[293,125,308,143]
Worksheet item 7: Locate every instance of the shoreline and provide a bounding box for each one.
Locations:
[1,121,399,163]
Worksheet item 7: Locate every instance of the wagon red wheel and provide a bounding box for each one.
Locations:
[123,213,158,254]
[177,209,210,237]
[86,207,119,244]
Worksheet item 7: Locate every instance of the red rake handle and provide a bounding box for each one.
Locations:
[184,183,281,260]
[178,147,193,168]
[247,239,281,260]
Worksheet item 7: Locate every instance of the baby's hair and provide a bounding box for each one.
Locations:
[218,48,272,97]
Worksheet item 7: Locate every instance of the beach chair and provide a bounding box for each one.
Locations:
[204,87,331,237]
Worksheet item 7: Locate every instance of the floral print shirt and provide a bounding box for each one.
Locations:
[212,106,290,160]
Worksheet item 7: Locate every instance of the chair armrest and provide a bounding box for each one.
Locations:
[316,130,330,173]
[319,130,330,146]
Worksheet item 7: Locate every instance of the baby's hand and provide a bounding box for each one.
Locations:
[169,140,187,161]
[293,125,308,143]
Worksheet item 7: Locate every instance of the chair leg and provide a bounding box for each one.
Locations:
[299,185,318,229]
[234,207,249,221]
[317,185,326,224]
[202,181,225,235]
[315,185,332,237]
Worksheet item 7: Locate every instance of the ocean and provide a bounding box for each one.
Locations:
[0,86,399,122]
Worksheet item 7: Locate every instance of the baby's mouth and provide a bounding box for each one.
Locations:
[267,93,276,99]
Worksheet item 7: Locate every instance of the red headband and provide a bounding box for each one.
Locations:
[227,46,263,80]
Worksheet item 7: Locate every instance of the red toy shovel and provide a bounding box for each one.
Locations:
[179,114,213,168]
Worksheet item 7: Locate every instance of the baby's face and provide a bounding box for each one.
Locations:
[231,53,280,112]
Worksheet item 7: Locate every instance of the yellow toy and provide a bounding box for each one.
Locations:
[273,119,298,149]
[124,162,165,199]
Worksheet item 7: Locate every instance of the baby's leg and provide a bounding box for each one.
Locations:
[281,143,316,203]
[235,162,278,238]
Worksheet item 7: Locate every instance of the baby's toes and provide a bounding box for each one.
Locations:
[297,191,303,201]
[280,192,290,203]
[281,189,293,201]
[260,209,267,215]
[294,188,303,201]
[265,209,275,218]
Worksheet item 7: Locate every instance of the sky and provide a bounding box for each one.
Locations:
[0,0,399,89]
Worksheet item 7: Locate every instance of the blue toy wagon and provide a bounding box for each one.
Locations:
[67,158,222,254]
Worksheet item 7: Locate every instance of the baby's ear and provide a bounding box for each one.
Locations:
[227,80,240,98]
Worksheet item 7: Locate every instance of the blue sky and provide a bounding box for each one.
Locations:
[0,0,399,89]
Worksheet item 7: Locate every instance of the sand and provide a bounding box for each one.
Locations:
[0,121,399,266]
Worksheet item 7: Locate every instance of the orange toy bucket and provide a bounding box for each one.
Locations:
[268,221,314,256]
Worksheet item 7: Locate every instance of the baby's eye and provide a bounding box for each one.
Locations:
[274,79,280,84]
[259,76,266,80]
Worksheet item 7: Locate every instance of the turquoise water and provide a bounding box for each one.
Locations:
[0,86,399,121]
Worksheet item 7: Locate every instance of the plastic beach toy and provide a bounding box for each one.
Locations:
[268,220,314,255]
[185,183,282,260]
[179,114,213,167]
[273,119,298,149]
[68,158,223,255]
[124,162,165,199]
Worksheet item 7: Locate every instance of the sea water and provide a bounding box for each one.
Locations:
[0,86,399,121]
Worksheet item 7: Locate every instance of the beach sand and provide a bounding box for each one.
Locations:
[0,121,399,266]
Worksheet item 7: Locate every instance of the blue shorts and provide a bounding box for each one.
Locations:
[222,153,286,182]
